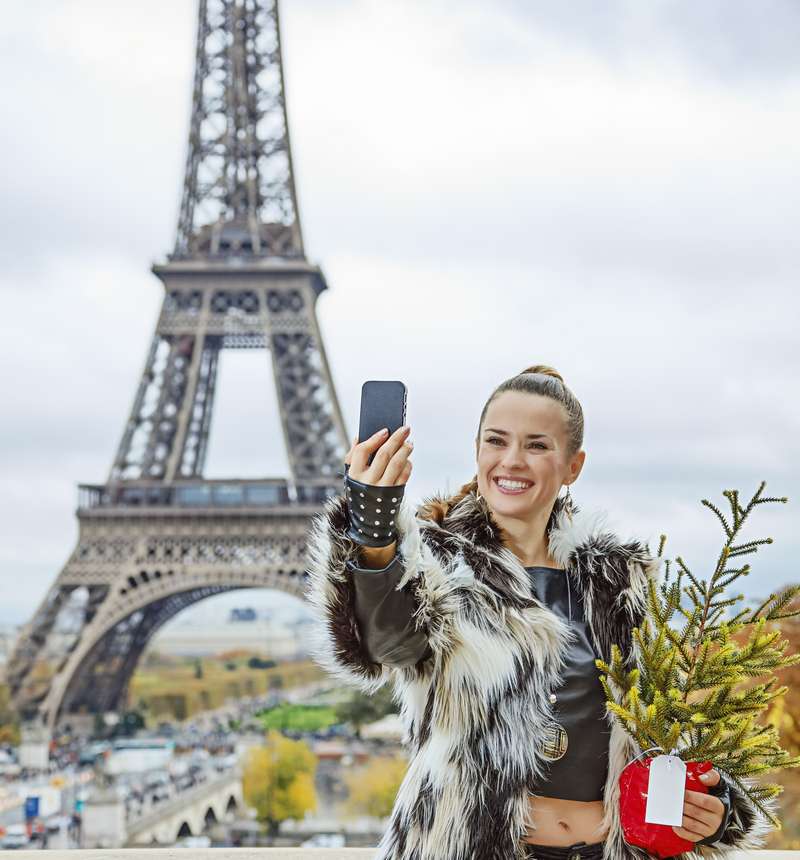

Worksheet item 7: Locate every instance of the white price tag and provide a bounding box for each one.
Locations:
[644,754,686,826]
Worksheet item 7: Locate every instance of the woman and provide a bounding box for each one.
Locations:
[304,366,773,860]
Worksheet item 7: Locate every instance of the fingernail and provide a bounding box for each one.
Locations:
[407,440,414,449]
[378,427,388,435]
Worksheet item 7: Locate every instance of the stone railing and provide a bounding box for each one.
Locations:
[6,851,797,859]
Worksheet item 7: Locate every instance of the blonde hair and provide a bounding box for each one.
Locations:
[417,364,583,532]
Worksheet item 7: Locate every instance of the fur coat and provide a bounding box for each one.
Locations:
[304,488,777,860]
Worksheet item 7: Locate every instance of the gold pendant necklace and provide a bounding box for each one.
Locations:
[540,720,569,761]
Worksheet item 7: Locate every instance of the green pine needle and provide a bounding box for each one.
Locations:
[599,481,798,834]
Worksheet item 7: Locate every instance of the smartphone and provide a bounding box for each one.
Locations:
[358,380,408,468]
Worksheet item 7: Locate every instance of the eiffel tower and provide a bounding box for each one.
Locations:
[7,0,348,761]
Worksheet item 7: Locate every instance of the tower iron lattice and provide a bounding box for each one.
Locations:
[7,0,348,734]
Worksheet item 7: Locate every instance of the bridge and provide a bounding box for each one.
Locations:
[82,769,242,848]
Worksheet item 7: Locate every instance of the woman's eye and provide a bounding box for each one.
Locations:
[487,437,546,450]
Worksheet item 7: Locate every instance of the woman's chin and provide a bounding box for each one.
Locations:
[488,487,537,510]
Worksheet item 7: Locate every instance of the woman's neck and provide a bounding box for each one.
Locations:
[491,505,557,568]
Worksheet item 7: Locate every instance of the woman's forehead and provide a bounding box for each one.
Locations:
[485,392,563,427]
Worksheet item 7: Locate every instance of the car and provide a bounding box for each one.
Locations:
[175,773,194,791]
[1,823,30,850]
[151,784,171,803]
[145,770,171,789]
[45,815,73,834]
[78,741,111,767]
[0,761,21,778]
[300,832,346,848]
[177,834,211,848]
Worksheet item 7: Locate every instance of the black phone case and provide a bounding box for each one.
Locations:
[358,381,407,467]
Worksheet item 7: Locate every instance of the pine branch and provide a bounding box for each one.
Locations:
[599,481,798,834]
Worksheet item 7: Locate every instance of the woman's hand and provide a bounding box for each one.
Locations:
[345,425,413,487]
[671,768,726,843]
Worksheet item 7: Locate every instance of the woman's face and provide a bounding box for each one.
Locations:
[475,391,584,519]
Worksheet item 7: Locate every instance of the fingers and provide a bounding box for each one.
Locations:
[349,427,390,476]
[344,435,358,466]
[671,791,725,842]
[349,426,412,485]
[682,805,717,832]
[371,426,412,485]
[685,790,725,817]
[699,768,721,788]
[383,441,413,486]
[671,825,705,842]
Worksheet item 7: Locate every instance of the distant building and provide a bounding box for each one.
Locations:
[147,615,307,659]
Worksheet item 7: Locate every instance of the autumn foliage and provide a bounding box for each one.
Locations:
[341,753,408,820]
[242,729,318,840]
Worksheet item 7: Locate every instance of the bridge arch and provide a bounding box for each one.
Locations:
[37,570,306,730]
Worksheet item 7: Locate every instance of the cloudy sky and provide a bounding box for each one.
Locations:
[1,0,798,631]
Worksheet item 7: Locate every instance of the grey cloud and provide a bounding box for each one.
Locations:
[487,0,800,81]
[1,0,798,629]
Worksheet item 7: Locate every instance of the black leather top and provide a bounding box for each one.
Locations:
[525,566,610,802]
[347,553,610,801]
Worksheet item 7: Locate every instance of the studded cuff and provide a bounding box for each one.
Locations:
[344,473,405,548]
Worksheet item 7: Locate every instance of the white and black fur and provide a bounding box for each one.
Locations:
[304,488,776,860]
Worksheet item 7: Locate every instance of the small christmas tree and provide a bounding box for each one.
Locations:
[596,481,800,828]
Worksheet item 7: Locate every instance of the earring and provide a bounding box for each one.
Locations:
[563,484,574,524]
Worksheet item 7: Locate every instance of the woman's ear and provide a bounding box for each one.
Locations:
[569,450,586,483]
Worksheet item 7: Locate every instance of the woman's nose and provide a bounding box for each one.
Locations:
[500,447,526,467]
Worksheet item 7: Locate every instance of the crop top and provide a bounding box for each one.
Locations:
[524,565,610,801]
[347,552,611,802]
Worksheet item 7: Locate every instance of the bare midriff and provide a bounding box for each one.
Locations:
[522,795,609,846]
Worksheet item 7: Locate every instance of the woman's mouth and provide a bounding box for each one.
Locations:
[493,477,534,495]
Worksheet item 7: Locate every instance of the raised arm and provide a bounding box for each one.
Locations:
[304,426,432,692]
[347,545,430,668]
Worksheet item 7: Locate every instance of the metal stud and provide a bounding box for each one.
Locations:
[390,508,396,514]
[373,532,378,537]
[360,504,365,509]
[391,497,397,502]
[376,508,381,513]
[374,520,380,525]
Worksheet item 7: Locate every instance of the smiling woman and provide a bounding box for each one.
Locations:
[304,364,762,860]
[473,382,586,569]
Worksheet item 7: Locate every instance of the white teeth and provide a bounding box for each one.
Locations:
[496,479,532,490]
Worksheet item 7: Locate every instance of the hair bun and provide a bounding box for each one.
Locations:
[520,364,565,385]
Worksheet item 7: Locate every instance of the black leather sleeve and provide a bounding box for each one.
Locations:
[347,552,431,669]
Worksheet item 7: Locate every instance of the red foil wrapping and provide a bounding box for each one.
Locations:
[619,756,714,858]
